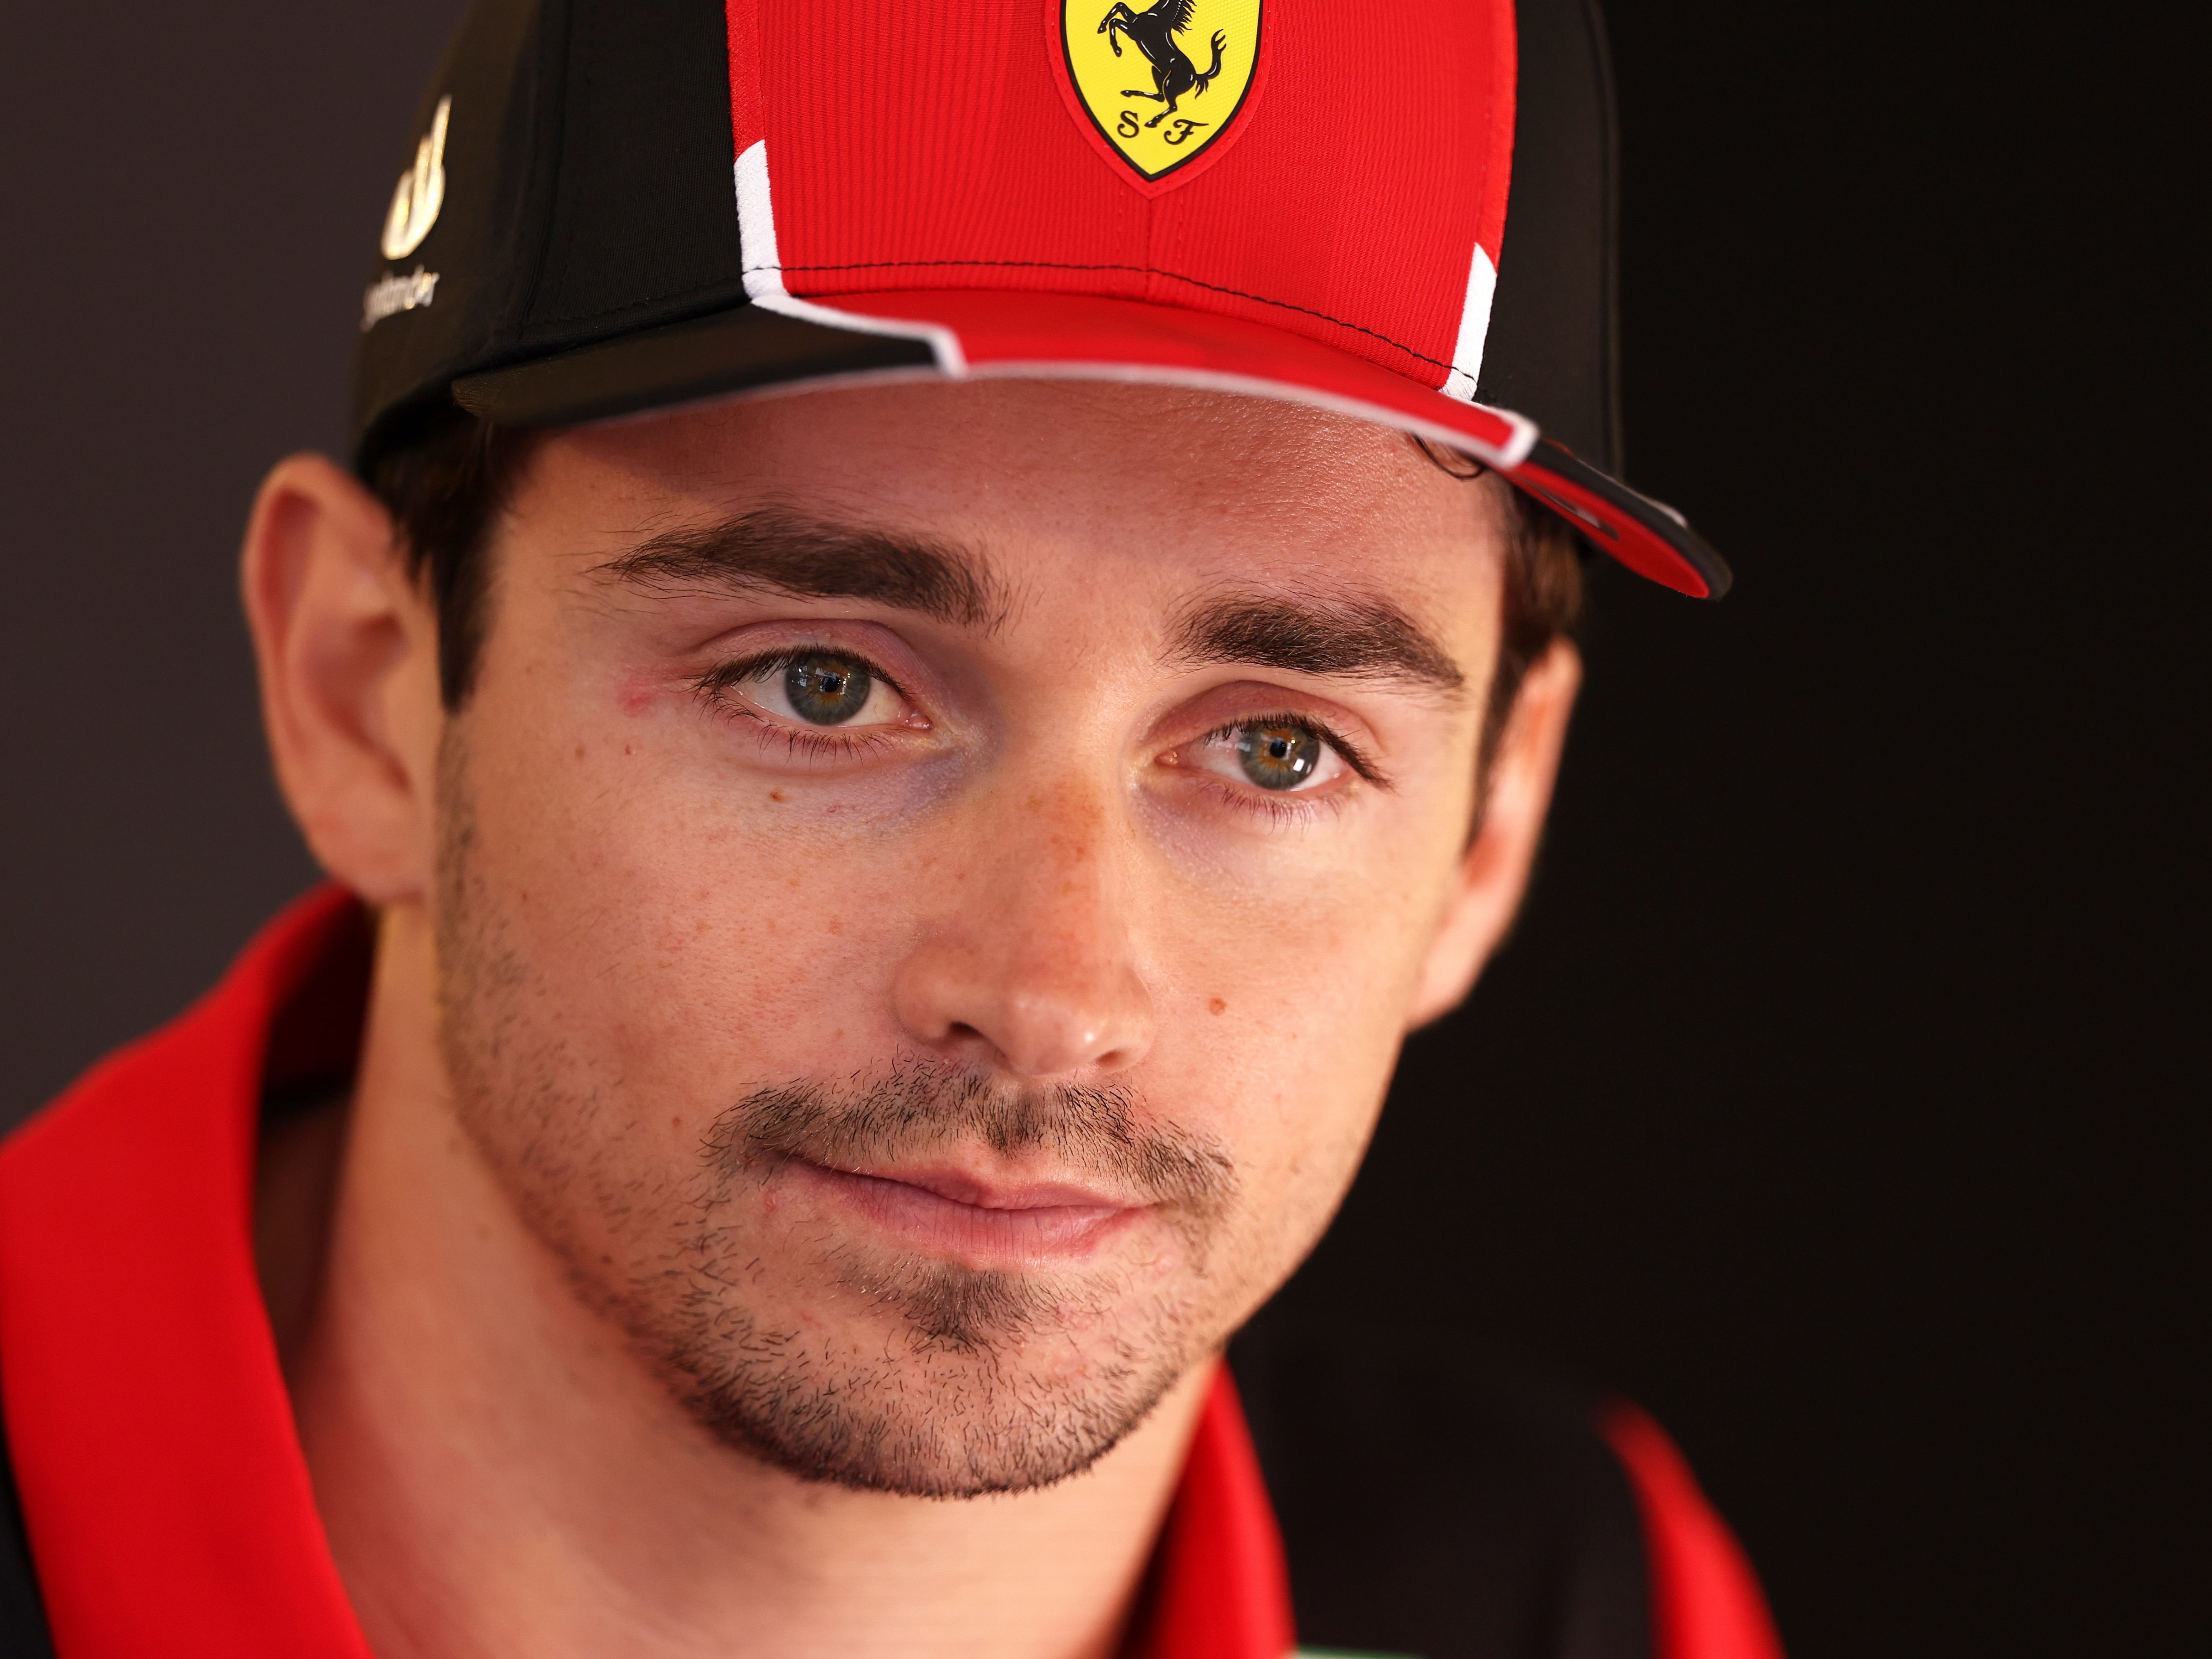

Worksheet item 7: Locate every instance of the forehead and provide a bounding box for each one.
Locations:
[517,379,1506,618]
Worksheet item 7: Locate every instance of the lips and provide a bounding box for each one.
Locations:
[778,1156,1144,1263]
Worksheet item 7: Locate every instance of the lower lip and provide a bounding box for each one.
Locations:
[781,1159,1140,1263]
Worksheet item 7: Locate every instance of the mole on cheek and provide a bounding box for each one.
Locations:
[770,789,788,803]
[1208,997,1227,1015]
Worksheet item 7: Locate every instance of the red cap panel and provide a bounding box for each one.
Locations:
[723,0,1518,397]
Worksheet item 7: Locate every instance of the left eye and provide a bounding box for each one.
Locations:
[1186,718,1347,792]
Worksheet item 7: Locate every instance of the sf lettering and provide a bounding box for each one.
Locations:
[1117,109,1209,144]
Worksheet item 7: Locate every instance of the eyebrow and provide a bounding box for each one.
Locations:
[595,508,1011,631]
[1170,590,1467,695]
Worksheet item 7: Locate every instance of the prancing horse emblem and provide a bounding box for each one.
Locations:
[1056,0,1263,188]
[1098,0,1225,129]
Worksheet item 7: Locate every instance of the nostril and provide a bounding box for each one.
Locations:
[892,941,1155,1078]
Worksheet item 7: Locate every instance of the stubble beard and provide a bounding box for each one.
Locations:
[431,736,1241,1497]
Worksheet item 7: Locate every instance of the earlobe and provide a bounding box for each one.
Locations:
[1406,640,1584,1028]
[240,454,443,906]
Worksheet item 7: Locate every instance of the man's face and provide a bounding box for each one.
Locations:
[432,381,1518,1495]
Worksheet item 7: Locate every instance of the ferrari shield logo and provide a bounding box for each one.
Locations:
[1059,0,1264,185]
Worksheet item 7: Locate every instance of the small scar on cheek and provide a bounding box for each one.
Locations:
[1209,997,1227,1015]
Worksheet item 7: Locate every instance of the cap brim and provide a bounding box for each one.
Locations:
[453,289,1729,600]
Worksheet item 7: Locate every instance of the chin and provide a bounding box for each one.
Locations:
[653,1260,1206,1497]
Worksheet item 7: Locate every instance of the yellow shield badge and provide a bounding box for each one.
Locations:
[1057,0,1265,189]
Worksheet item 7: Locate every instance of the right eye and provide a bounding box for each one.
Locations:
[715,649,908,729]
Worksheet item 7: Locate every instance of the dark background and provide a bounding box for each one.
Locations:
[2,3,2195,1655]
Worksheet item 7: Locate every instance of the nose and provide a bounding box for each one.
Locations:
[891,784,1155,1080]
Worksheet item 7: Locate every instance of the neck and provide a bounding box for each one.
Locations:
[271,906,1210,1659]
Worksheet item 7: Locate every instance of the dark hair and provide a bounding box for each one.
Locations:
[366,407,1583,753]
[364,402,541,710]
[1410,438,1586,789]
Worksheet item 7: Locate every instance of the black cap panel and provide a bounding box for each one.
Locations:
[1477,0,1622,477]
[523,0,748,336]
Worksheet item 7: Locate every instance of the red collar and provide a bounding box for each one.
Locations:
[0,886,1295,1659]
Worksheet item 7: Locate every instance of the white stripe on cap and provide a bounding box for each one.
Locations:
[733,140,967,372]
[1440,241,1499,403]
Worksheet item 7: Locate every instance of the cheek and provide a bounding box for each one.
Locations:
[1146,863,1440,1269]
[1163,798,1452,1062]
[454,698,935,1123]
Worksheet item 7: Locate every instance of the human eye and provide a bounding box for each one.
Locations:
[695,647,920,737]
[1172,713,1377,799]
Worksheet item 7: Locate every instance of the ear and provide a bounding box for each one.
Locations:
[240,454,444,906]
[1406,639,1584,1027]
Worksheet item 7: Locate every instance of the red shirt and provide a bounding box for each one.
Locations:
[0,888,1779,1659]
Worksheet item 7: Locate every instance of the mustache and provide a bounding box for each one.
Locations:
[704,1061,1237,1215]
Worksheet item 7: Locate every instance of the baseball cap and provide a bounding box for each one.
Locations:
[353,0,1730,599]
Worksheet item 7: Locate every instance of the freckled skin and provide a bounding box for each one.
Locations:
[433,381,1535,1489]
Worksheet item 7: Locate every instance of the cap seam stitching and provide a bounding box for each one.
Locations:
[745,258,1456,377]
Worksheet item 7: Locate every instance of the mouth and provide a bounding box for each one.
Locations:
[776,1155,1146,1264]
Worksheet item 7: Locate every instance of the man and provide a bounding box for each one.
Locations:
[0,1,1780,1655]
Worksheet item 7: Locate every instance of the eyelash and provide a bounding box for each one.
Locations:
[692,647,914,760]
[1177,711,1385,825]
[1201,711,1385,786]
[692,651,1385,816]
